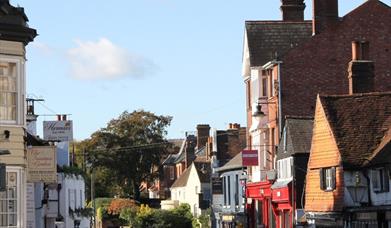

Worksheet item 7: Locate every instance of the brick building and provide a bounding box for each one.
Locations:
[306,90,391,227]
[242,0,391,227]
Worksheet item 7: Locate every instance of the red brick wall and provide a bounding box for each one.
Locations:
[280,0,391,118]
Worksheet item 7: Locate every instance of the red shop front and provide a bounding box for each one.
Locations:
[246,181,275,228]
[271,180,293,228]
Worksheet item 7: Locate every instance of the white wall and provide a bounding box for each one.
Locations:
[171,165,202,217]
[56,174,90,228]
[343,171,368,207]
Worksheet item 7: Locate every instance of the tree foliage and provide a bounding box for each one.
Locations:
[120,204,193,228]
[79,110,172,199]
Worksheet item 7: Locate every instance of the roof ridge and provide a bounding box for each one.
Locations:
[320,91,391,99]
[245,20,311,24]
[285,115,314,120]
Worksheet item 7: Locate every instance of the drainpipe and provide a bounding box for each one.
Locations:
[277,61,282,139]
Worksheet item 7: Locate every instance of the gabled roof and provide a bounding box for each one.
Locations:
[162,139,186,165]
[170,160,211,188]
[245,21,312,67]
[216,152,243,172]
[319,92,391,168]
[171,164,192,188]
[277,116,313,159]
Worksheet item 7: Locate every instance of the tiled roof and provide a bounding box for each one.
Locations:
[245,21,312,67]
[277,116,313,159]
[170,164,191,188]
[162,139,186,165]
[170,160,211,188]
[216,152,243,172]
[320,92,391,168]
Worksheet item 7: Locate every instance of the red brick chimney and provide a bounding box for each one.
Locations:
[312,0,339,34]
[196,124,210,149]
[348,41,374,94]
[281,0,306,21]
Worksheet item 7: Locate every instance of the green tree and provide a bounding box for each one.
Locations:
[84,110,172,200]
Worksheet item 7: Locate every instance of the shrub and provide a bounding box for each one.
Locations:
[107,198,138,215]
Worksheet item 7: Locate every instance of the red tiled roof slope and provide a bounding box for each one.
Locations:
[320,92,391,168]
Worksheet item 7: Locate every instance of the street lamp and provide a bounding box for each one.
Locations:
[252,104,265,120]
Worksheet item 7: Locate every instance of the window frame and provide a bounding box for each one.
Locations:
[0,167,24,228]
[372,167,390,193]
[320,167,336,192]
[0,56,23,126]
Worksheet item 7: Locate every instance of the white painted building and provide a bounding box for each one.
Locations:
[170,161,211,217]
[45,173,90,228]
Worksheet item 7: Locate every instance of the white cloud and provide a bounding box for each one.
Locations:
[67,38,156,80]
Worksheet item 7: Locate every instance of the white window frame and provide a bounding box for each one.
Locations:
[277,157,293,180]
[0,166,25,228]
[325,168,333,191]
[0,56,24,126]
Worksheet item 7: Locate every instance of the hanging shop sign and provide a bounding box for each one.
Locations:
[212,177,223,194]
[27,146,57,183]
[43,120,73,141]
[242,150,259,166]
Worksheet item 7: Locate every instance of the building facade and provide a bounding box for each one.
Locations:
[0,1,36,227]
[242,0,391,227]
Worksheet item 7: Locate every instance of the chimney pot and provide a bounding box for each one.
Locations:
[352,41,369,61]
[196,124,210,149]
[313,0,339,34]
[281,0,305,21]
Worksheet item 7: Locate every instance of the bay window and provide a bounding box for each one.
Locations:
[0,62,17,123]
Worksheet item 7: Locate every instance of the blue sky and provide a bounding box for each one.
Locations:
[13,0,390,140]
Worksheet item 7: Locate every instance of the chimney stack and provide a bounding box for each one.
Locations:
[185,135,196,168]
[196,124,210,149]
[281,0,306,21]
[312,0,339,35]
[348,41,374,95]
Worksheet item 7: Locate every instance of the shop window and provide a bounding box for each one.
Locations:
[0,172,18,227]
[320,167,336,191]
[372,168,390,193]
[255,200,263,226]
[227,176,231,206]
[223,176,227,206]
[235,174,239,207]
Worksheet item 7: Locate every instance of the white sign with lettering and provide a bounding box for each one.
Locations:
[27,146,57,183]
[43,120,73,141]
